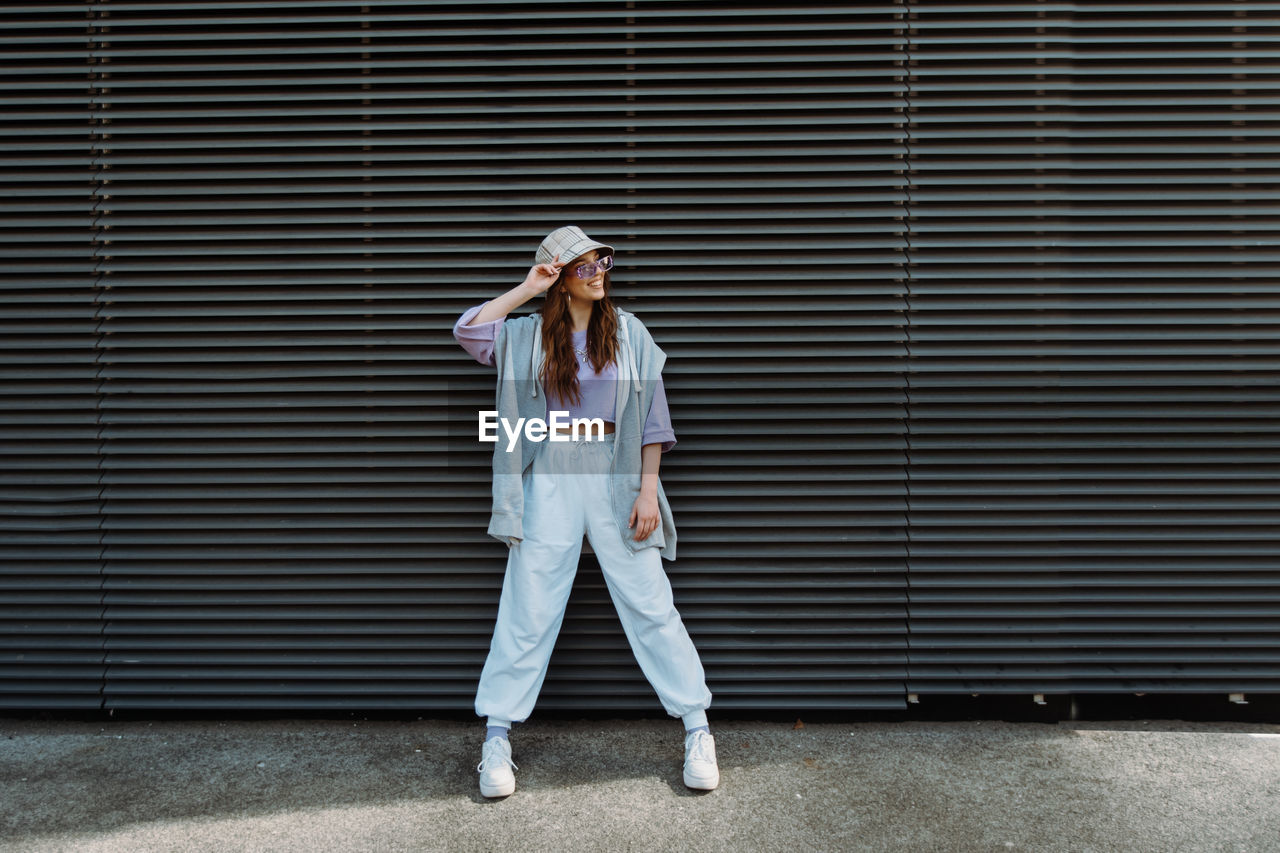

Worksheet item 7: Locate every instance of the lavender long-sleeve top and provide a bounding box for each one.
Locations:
[453,302,676,453]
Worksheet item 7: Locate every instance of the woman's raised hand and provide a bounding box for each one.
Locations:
[521,253,566,295]
[462,253,566,327]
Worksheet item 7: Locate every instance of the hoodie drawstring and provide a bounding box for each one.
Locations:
[618,314,641,397]
[530,322,541,398]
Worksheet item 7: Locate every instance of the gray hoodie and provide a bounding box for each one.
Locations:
[486,307,677,561]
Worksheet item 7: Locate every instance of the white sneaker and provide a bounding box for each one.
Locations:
[477,736,517,798]
[683,730,719,790]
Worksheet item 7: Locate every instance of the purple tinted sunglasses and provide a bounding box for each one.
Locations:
[570,253,614,279]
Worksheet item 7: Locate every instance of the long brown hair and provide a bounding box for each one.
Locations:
[538,269,619,406]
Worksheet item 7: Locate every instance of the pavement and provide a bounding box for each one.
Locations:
[1,715,1278,852]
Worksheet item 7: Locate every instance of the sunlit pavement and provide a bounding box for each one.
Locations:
[3,717,1278,852]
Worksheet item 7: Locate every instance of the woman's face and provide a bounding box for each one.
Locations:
[561,249,611,302]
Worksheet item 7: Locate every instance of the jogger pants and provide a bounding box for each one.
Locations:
[474,432,713,723]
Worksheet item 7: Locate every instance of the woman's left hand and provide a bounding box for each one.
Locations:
[628,493,660,541]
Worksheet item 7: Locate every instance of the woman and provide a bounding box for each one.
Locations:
[453,225,717,797]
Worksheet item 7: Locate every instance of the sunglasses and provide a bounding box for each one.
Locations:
[570,254,614,279]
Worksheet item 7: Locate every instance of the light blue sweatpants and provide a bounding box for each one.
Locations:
[474,432,712,724]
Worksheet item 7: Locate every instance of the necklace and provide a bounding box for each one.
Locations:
[572,344,590,363]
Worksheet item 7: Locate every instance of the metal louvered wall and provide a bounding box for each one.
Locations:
[1,3,107,709]
[1,2,1275,713]
[902,1,1280,699]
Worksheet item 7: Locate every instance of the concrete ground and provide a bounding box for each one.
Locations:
[1,716,1278,852]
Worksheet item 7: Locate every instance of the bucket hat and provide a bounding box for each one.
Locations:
[535,225,614,267]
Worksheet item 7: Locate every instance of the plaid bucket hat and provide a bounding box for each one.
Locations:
[535,225,614,267]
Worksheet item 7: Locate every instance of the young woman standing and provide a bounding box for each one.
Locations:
[453,225,717,797]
